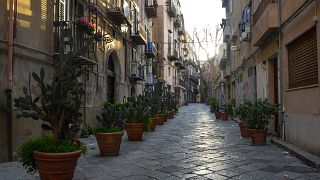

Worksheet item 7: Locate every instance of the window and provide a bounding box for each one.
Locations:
[287,27,318,89]
[168,67,171,76]
[59,0,69,21]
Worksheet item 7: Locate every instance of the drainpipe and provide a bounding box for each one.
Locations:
[6,0,15,161]
[277,0,285,140]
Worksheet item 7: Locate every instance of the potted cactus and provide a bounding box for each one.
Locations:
[13,27,100,179]
[125,96,150,141]
[95,102,126,156]
[153,83,167,125]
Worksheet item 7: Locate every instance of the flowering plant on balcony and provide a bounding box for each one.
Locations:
[76,17,95,35]
[94,31,103,42]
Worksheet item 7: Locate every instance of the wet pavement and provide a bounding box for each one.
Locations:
[0,103,319,180]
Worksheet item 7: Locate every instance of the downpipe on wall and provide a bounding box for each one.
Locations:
[6,0,15,161]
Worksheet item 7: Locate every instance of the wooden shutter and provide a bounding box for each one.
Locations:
[288,27,318,89]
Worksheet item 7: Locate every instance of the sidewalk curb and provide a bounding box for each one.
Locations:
[271,138,320,170]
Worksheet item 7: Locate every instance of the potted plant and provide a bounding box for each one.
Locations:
[153,83,167,125]
[13,24,100,179]
[235,101,251,138]
[208,98,217,113]
[243,99,278,145]
[214,104,222,119]
[145,91,157,132]
[221,100,235,121]
[95,102,126,156]
[125,96,150,141]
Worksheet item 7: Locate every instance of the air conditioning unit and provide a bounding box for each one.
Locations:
[241,31,252,42]
[231,46,240,51]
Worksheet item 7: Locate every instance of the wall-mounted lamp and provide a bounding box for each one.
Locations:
[103,33,115,44]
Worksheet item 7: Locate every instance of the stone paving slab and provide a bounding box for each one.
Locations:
[0,104,319,180]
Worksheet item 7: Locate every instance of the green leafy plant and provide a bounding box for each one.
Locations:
[235,99,278,129]
[19,135,86,174]
[95,102,126,133]
[222,99,236,116]
[208,98,217,112]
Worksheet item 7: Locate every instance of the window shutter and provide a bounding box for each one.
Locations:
[288,27,318,89]
[59,0,66,21]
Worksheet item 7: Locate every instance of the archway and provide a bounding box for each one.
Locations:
[106,50,121,103]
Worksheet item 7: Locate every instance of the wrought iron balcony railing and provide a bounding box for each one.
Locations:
[131,24,147,45]
[145,0,158,18]
[145,42,157,58]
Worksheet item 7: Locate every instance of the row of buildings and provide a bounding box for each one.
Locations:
[214,0,320,156]
[0,0,199,162]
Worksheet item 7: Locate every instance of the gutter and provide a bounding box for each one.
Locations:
[6,0,15,161]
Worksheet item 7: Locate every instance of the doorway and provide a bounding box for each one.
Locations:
[107,55,115,103]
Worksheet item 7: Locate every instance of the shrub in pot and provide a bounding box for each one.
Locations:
[95,102,126,156]
[221,100,236,121]
[235,101,251,138]
[243,99,278,145]
[125,96,150,141]
[208,98,217,113]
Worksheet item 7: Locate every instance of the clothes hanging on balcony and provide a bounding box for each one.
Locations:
[241,6,250,32]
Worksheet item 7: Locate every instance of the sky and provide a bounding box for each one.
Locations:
[180,0,225,61]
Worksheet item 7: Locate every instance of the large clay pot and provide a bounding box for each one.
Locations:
[168,111,175,119]
[215,112,221,119]
[125,123,144,141]
[95,131,124,156]
[155,114,166,125]
[248,128,268,145]
[238,123,250,138]
[33,150,81,180]
[148,118,157,132]
[221,112,228,121]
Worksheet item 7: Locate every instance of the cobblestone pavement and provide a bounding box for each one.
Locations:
[1,104,320,180]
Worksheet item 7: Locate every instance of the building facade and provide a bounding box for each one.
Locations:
[152,0,199,106]
[219,0,320,156]
[0,0,199,162]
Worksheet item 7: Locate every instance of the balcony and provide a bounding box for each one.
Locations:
[145,0,158,18]
[173,17,182,28]
[190,74,199,84]
[222,0,228,8]
[106,1,132,26]
[145,74,155,86]
[174,56,185,69]
[168,48,179,61]
[223,64,231,79]
[252,0,278,46]
[223,25,231,43]
[173,76,186,89]
[166,0,176,17]
[178,28,184,35]
[53,21,97,66]
[145,42,157,58]
[131,61,145,81]
[131,24,147,45]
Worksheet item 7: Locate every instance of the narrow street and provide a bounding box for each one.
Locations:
[0,104,319,180]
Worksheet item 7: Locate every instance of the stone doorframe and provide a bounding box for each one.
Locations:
[105,49,121,102]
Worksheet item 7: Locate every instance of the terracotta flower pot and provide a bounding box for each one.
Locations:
[148,118,157,132]
[238,123,250,138]
[168,111,174,119]
[215,112,221,119]
[33,150,81,180]
[155,114,166,125]
[95,131,124,156]
[221,112,228,121]
[248,128,268,145]
[125,123,144,141]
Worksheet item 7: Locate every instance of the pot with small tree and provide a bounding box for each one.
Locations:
[221,100,236,121]
[125,96,150,141]
[235,100,251,138]
[95,102,126,156]
[243,99,278,145]
[145,90,157,132]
